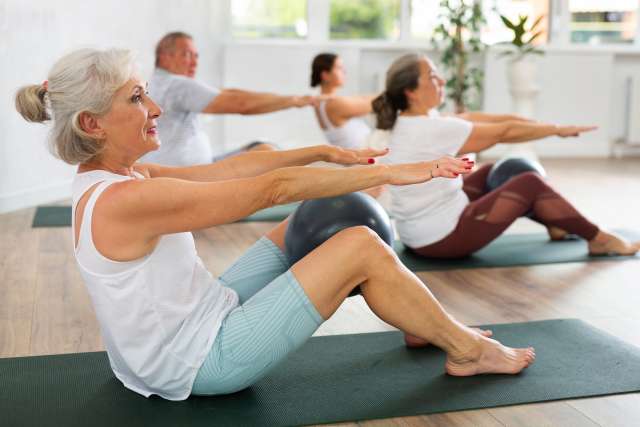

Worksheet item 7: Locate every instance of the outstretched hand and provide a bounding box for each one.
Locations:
[293,95,318,108]
[294,94,334,108]
[325,146,390,165]
[387,156,474,186]
[556,125,598,138]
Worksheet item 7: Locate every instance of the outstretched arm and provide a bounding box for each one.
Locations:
[455,112,533,123]
[96,157,471,260]
[458,120,597,155]
[327,95,377,122]
[139,146,389,182]
[203,88,315,114]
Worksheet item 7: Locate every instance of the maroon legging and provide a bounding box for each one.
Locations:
[412,163,599,259]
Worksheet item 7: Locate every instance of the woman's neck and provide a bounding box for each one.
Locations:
[401,103,432,117]
[320,84,339,96]
[78,156,137,177]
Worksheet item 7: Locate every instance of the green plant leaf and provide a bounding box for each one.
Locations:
[500,14,516,30]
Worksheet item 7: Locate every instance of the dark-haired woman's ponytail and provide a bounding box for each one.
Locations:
[372,93,398,130]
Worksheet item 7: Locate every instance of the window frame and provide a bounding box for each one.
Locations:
[222,0,640,51]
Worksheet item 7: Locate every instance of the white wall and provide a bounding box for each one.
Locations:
[0,0,227,213]
[2,1,640,213]
[482,48,615,157]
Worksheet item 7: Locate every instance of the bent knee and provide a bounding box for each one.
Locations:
[508,171,546,188]
[334,226,395,260]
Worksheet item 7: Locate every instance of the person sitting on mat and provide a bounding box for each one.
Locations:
[310,52,376,150]
[16,48,535,400]
[141,31,318,166]
[373,53,640,259]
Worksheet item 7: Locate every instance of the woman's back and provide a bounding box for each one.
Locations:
[315,99,371,150]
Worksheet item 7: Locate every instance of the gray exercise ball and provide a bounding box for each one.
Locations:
[485,157,547,192]
[285,192,394,296]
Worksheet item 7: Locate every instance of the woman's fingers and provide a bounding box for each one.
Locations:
[328,147,390,165]
[432,156,474,178]
[558,125,598,137]
[356,147,389,158]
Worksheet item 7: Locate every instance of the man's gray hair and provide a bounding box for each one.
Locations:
[155,31,193,67]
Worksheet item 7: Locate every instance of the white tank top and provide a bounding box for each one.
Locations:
[317,100,371,150]
[72,170,238,400]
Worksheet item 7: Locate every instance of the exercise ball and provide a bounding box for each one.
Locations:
[485,157,546,192]
[285,192,394,296]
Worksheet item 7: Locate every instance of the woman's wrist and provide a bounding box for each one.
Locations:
[311,145,332,163]
[376,163,392,185]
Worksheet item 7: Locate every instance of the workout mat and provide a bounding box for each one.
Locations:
[394,229,640,271]
[32,206,72,227]
[3,319,640,427]
[32,203,299,227]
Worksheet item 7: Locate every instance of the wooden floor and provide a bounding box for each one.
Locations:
[1,158,639,426]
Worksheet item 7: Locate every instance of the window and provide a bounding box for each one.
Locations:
[482,0,550,45]
[330,0,401,40]
[569,0,638,44]
[231,0,308,39]
[410,0,440,39]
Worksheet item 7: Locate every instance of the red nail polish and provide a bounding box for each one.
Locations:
[368,158,375,164]
[462,157,469,160]
[454,173,459,176]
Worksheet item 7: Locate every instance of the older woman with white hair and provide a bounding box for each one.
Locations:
[15,48,534,401]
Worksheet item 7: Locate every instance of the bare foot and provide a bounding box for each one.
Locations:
[588,230,640,256]
[405,328,493,348]
[547,226,568,241]
[445,336,535,376]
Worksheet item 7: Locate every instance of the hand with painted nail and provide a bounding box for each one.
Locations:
[430,156,475,179]
[387,156,472,185]
[323,145,389,166]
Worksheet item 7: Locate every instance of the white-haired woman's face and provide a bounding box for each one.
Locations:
[97,76,162,159]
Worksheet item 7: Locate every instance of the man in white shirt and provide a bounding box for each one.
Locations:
[142,31,317,166]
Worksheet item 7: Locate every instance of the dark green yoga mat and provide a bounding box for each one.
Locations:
[3,319,640,427]
[32,206,72,227]
[394,229,640,271]
[32,203,299,227]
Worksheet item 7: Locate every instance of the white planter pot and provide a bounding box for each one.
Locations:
[507,57,540,93]
[506,56,541,160]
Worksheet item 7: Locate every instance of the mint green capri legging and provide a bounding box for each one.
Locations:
[191,237,324,396]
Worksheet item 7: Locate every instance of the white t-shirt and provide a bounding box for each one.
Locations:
[141,68,219,166]
[385,114,473,248]
[72,170,238,400]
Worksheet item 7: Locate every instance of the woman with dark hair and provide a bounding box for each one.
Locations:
[310,53,376,150]
[372,53,639,259]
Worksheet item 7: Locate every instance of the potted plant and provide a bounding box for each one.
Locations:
[498,14,545,94]
[432,0,486,113]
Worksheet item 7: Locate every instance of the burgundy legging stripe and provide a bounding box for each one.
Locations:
[412,163,599,259]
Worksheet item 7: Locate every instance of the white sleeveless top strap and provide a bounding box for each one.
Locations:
[317,99,372,150]
[71,170,238,400]
[317,100,335,130]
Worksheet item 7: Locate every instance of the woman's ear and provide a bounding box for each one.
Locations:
[78,112,105,139]
[404,87,416,104]
[320,69,330,84]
